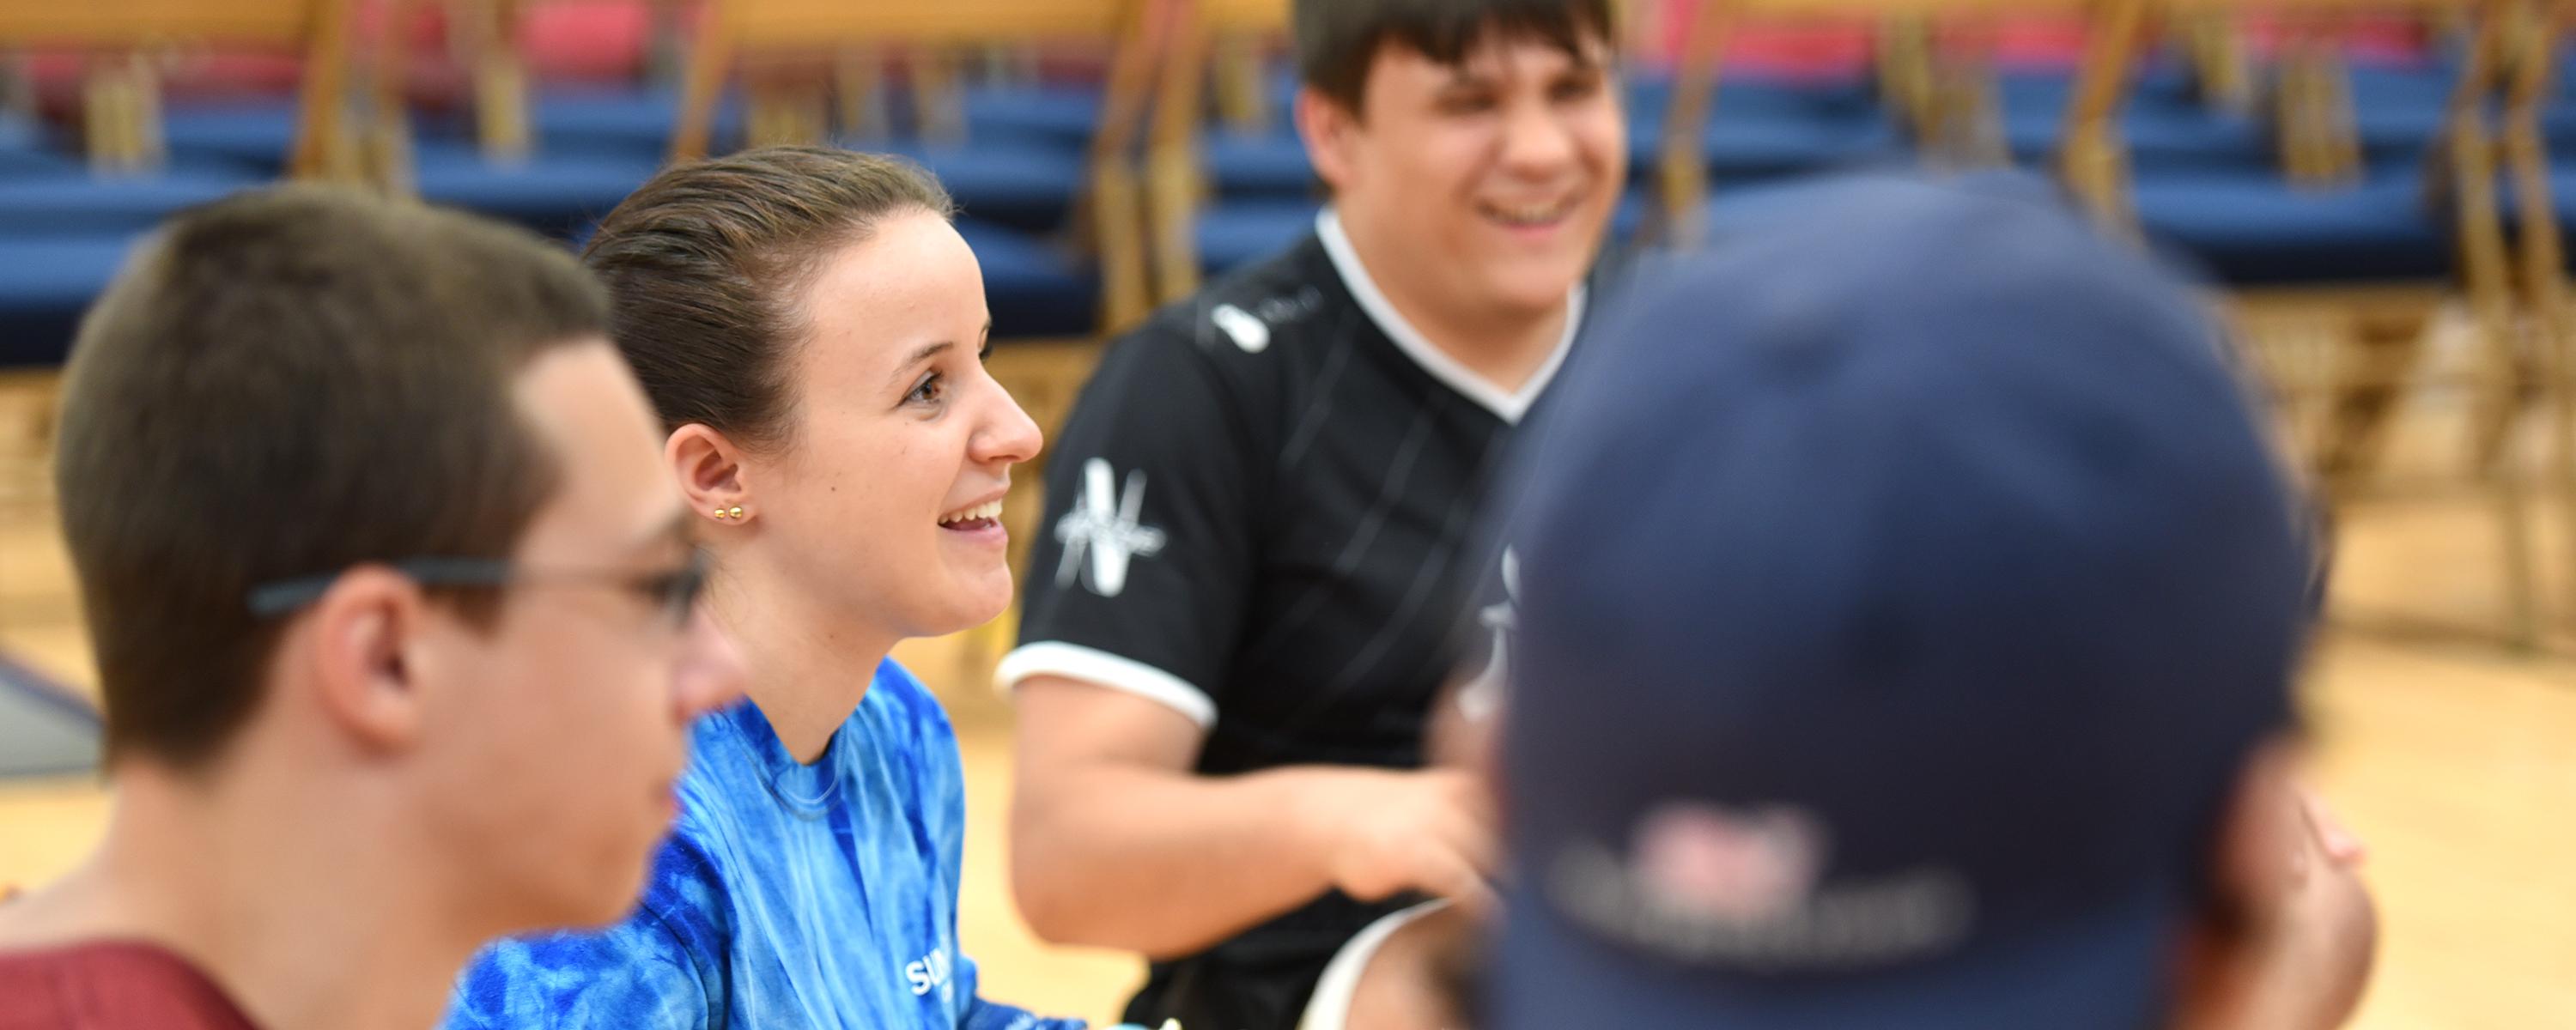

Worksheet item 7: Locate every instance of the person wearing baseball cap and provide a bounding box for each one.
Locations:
[1489,175,2375,1030]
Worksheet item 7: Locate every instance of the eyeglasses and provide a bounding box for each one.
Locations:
[246,550,711,630]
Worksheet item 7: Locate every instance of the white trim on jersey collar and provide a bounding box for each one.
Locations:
[995,642,1218,730]
[1315,208,1580,426]
[1294,900,1455,1030]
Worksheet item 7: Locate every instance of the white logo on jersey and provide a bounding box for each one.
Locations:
[1458,548,1518,721]
[1212,303,1271,354]
[904,945,953,1000]
[1054,458,1168,597]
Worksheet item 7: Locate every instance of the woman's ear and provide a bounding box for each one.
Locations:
[667,424,749,518]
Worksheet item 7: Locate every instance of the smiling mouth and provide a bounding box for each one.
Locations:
[939,499,1003,532]
[1479,196,1580,229]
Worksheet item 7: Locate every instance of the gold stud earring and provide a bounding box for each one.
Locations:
[727,506,745,520]
[712,507,730,520]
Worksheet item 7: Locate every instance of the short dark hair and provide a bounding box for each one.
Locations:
[580,146,957,450]
[55,185,609,769]
[1295,0,1617,113]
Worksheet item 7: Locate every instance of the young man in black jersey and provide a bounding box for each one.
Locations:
[998,0,1625,1027]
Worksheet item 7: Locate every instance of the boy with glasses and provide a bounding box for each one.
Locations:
[0,186,748,1030]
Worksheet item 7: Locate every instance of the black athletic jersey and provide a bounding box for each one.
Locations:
[1002,210,1585,1030]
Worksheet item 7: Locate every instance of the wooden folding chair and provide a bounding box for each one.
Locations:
[1141,0,1281,304]
[2081,0,2560,645]
[0,0,355,179]
[360,0,525,189]
[671,0,1165,336]
[0,0,357,527]
[2496,0,2576,631]
[1654,0,2110,249]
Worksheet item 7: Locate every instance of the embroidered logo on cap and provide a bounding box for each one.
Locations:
[1549,802,1975,972]
[1633,803,1825,923]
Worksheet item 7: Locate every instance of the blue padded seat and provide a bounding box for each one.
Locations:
[961,84,1104,150]
[1206,130,1315,198]
[1996,61,2576,173]
[1686,169,2079,252]
[0,146,79,179]
[1623,72,1881,130]
[2343,64,2472,165]
[2131,166,2451,285]
[1638,112,1908,185]
[409,141,664,239]
[161,99,305,173]
[1698,172,1937,241]
[860,136,1089,234]
[954,217,1097,338]
[0,114,70,176]
[1194,197,1320,273]
[0,233,144,366]
[1997,72,2271,173]
[0,113,38,152]
[0,162,265,236]
[2005,101,2271,173]
[515,86,747,159]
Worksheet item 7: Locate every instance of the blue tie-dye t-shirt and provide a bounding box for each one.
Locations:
[440,659,1083,1030]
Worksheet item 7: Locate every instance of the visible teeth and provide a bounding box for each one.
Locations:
[939,500,1003,526]
[1488,200,1570,226]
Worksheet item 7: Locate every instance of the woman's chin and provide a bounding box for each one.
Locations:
[922,573,1015,638]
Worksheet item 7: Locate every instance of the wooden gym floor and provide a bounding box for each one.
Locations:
[2,330,2573,1027]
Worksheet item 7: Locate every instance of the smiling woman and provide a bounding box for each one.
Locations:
[439,147,1076,1030]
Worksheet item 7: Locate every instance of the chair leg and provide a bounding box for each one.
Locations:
[2184,11,2253,113]
[2317,312,2428,495]
[2464,339,2533,475]
[2452,95,2543,645]
[1211,33,1267,136]
[2498,0,2575,635]
[2483,323,2543,649]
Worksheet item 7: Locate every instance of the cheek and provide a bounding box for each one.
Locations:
[1425,131,1498,193]
[779,425,968,563]
[430,623,661,841]
[1579,112,1628,178]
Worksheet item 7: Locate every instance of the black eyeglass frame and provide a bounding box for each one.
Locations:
[245,550,710,628]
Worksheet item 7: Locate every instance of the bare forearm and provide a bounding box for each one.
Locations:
[1010,762,1362,958]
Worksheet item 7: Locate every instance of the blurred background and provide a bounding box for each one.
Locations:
[0,0,2572,1025]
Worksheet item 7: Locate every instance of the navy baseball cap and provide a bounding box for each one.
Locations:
[1490,174,2313,1030]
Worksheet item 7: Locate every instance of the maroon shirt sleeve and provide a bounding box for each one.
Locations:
[0,941,258,1030]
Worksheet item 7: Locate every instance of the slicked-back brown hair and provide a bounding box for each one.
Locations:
[54,185,609,769]
[1295,0,1617,116]
[580,145,957,450]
